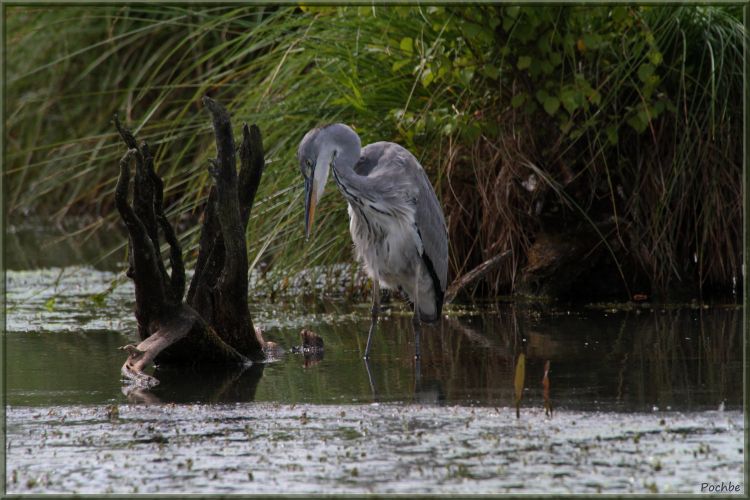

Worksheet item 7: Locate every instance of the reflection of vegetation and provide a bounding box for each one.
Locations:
[6,6,743,299]
[514,353,525,418]
[627,308,742,409]
[5,224,123,271]
[542,361,552,416]
[420,305,742,410]
[5,293,741,408]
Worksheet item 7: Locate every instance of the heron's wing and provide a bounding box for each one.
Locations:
[359,142,449,293]
[414,169,449,293]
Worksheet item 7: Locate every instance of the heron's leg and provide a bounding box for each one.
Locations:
[364,280,380,359]
[364,357,378,402]
[414,350,422,396]
[412,275,422,360]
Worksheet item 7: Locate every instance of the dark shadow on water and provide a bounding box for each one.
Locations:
[363,357,446,405]
[125,363,266,404]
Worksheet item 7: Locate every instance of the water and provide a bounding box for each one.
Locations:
[7,404,743,494]
[4,224,745,494]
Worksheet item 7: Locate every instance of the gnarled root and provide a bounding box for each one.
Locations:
[119,305,248,387]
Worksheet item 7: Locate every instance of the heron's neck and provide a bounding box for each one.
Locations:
[326,130,367,203]
[331,154,368,205]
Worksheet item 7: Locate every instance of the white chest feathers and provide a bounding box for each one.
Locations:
[347,200,423,288]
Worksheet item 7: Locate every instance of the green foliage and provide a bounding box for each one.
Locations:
[367,5,743,294]
[376,6,679,147]
[5,5,744,297]
[44,298,56,313]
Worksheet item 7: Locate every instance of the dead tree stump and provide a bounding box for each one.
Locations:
[114,96,266,387]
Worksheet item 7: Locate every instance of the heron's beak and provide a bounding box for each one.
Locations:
[304,175,316,240]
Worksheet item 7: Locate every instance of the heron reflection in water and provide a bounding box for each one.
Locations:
[297,124,448,360]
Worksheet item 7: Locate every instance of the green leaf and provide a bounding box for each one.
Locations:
[392,59,410,72]
[356,6,373,17]
[517,56,532,70]
[627,113,648,134]
[442,119,456,136]
[536,34,551,54]
[515,22,534,43]
[529,58,542,77]
[612,6,629,23]
[44,297,56,312]
[606,125,618,145]
[560,88,579,114]
[394,6,411,18]
[523,99,539,115]
[559,119,574,134]
[652,100,665,117]
[588,89,602,106]
[543,96,560,115]
[481,65,500,80]
[637,63,655,82]
[421,67,434,87]
[399,37,413,54]
[511,93,526,108]
[460,66,475,86]
[582,33,602,51]
[462,123,482,141]
[462,21,493,44]
[90,293,107,307]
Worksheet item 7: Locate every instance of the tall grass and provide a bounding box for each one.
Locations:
[5,5,744,299]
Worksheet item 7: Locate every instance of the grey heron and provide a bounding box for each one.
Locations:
[297,124,448,359]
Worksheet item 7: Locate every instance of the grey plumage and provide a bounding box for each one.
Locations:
[298,124,448,358]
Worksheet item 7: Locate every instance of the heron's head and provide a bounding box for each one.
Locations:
[297,124,360,239]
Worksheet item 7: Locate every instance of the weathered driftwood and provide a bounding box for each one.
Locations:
[443,249,512,303]
[114,96,266,387]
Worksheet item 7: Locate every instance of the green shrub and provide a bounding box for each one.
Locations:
[6,5,743,298]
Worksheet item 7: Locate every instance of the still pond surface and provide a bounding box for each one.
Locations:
[4,224,745,494]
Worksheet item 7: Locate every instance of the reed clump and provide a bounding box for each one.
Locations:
[6,5,743,300]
